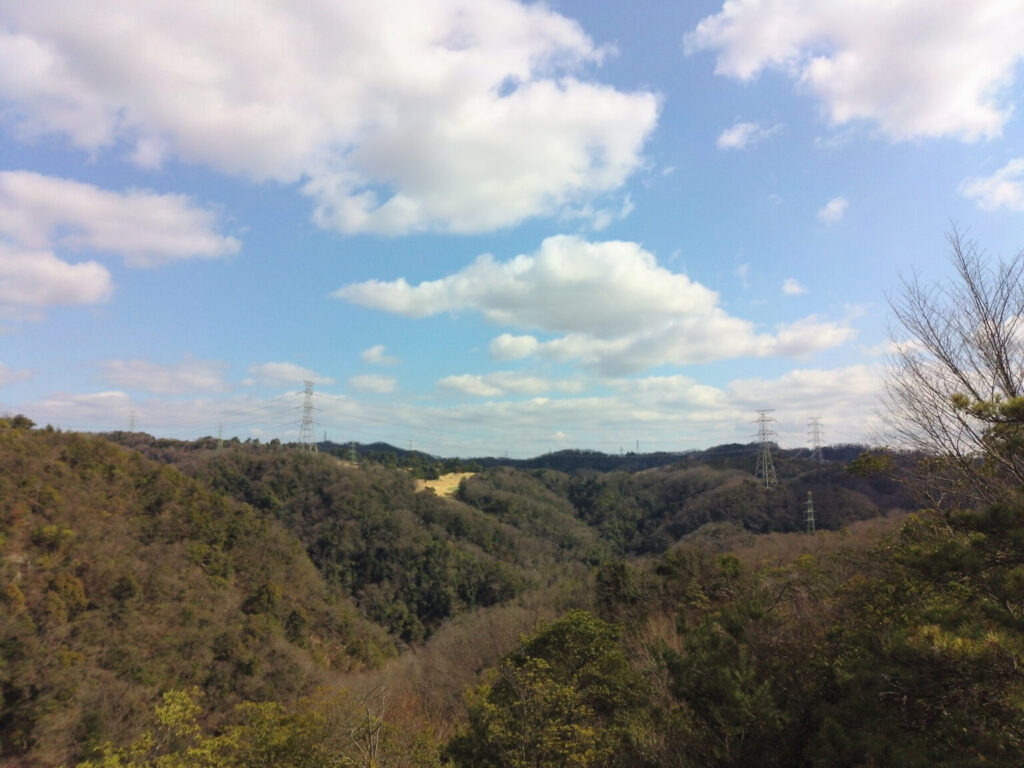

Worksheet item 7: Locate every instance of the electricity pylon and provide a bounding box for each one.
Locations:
[298,380,317,453]
[755,409,778,489]
[805,491,816,534]
[808,417,824,464]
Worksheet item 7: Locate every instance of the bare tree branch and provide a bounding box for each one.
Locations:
[885,230,1024,506]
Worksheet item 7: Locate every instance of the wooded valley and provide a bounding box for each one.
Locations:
[4,408,1022,766]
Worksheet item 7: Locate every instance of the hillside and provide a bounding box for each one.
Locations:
[1,421,955,767]
[0,419,391,766]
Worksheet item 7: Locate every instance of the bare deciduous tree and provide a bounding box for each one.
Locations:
[885,230,1024,506]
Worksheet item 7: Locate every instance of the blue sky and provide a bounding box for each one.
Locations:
[2,0,1024,457]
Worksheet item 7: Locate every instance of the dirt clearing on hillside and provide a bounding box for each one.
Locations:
[415,472,475,497]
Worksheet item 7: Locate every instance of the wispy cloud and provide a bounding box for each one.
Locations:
[716,120,781,150]
[0,362,32,387]
[361,345,399,365]
[247,362,334,387]
[17,364,883,455]
[782,278,806,295]
[960,158,1024,212]
[100,357,229,395]
[817,196,848,224]
[349,374,397,394]
[438,371,582,398]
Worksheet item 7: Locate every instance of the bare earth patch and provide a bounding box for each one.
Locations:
[415,472,475,497]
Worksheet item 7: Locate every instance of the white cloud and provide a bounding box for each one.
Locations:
[716,120,780,149]
[0,242,112,308]
[337,235,854,374]
[99,357,229,395]
[338,235,721,333]
[0,362,32,386]
[438,374,504,398]
[960,157,1024,212]
[25,390,135,430]
[13,363,883,455]
[489,333,540,360]
[0,171,239,267]
[349,374,397,394]
[686,1,1024,142]
[247,362,334,387]
[817,196,848,223]
[782,278,806,295]
[361,344,399,365]
[734,262,751,287]
[727,365,882,415]
[773,316,854,356]
[0,1,658,235]
[438,370,582,398]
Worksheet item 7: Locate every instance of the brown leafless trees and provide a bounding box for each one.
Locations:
[886,230,1024,506]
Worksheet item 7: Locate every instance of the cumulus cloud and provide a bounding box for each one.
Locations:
[349,374,397,394]
[0,362,32,387]
[0,171,239,267]
[338,235,721,332]
[686,1,1024,142]
[361,345,399,365]
[247,362,334,387]
[99,357,229,395]
[337,235,854,374]
[817,196,848,223]
[782,278,806,295]
[716,120,780,149]
[438,371,582,398]
[489,333,541,360]
[960,157,1024,212]
[0,1,658,235]
[0,242,112,309]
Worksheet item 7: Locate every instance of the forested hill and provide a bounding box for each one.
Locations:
[3,420,933,766]
[0,418,392,765]
[111,430,913,563]
[300,439,872,476]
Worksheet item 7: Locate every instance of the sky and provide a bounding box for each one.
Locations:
[2,0,1024,458]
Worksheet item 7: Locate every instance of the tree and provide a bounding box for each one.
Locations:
[445,610,648,767]
[885,230,1024,506]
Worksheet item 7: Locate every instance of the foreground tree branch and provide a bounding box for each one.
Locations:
[885,230,1024,506]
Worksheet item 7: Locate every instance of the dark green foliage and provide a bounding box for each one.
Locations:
[117,439,537,641]
[446,610,648,767]
[563,461,907,555]
[456,468,608,562]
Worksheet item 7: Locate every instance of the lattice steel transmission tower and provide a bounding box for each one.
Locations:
[808,417,824,464]
[805,491,816,534]
[755,409,778,489]
[298,380,317,453]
